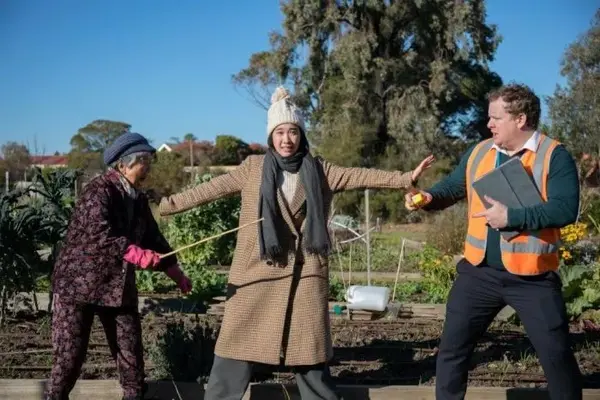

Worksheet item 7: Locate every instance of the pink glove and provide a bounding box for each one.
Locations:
[123,245,161,269]
[165,265,193,294]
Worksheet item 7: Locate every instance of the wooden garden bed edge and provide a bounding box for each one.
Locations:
[1,380,600,400]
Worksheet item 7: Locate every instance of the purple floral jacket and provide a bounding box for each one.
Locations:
[52,169,177,308]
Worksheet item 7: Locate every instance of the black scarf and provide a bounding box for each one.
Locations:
[258,142,331,261]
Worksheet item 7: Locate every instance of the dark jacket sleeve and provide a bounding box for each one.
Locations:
[423,144,476,211]
[507,145,579,230]
[140,199,177,271]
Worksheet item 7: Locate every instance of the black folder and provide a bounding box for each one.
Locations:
[472,156,543,241]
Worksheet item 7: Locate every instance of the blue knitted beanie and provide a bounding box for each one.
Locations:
[103,132,156,165]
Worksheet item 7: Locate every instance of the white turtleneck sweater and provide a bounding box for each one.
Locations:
[277,170,299,207]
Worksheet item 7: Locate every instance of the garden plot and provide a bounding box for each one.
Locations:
[2,310,600,391]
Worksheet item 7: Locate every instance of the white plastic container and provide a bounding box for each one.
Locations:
[345,285,390,312]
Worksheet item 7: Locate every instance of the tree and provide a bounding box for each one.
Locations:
[68,119,131,171]
[141,152,187,197]
[213,135,250,165]
[1,142,31,182]
[547,10,600,159]
[0,160,6,189]
[249,143,268,155]
[233,0,502,170]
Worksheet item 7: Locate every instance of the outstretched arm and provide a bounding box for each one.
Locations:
[407,145,476,211]
[159,155,252,216]
[322,155,434,192]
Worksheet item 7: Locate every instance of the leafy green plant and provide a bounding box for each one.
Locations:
[165,173,241,266]
[182,261,227,304]
[28,167,81,311]
[329,236,418,272]
[136,270,174,294]
[559,263,600,319]
[415,245,457,303]
[0,190,44,324]
[329,275,346,301]
[393,281,428,302]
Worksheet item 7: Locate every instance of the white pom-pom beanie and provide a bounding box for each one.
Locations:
[267,86,305,137]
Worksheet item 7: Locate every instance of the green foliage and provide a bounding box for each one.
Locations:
[392,281,428,303]
[135,270,173,294]
[141,151,187,197]
[414,245,457,303]
[235,0,502,172]
[559,263,600,319]
[329,238,407,273]
[329,275,346,301]
[182,261,228,304]
[0,190,44,324]
[213,135,250,166]
[29,168,81,297]
[546,10,600,157]
[165,173,241,266]
[68,119,130,171]
[1,142,30,182]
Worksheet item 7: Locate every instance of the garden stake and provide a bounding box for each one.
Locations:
[159,218,264,259]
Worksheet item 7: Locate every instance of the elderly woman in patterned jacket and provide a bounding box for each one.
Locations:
[45,132,192,400]
[159,87,435,400]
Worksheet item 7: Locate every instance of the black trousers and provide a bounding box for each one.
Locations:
[204,355,341,400]
[436,260,582,400]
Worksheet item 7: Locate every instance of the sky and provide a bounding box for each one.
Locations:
[0,0,597,155]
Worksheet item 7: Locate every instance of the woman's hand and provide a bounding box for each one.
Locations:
[165,265,193,294]
[410,155,435,184]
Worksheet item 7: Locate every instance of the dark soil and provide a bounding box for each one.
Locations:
[1,310,600,388]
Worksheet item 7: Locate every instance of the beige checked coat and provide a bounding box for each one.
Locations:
[159,155,415,366]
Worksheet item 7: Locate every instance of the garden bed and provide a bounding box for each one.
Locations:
[2,310,600,390]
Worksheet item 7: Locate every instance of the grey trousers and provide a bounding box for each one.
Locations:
[204,355,341,400]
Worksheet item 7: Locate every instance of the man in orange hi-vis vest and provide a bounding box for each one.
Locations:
[406,84,582,400]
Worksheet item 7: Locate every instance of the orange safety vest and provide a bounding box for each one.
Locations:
[464,134,561,275]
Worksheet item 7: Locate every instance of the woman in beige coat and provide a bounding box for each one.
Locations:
[159,87,434,400]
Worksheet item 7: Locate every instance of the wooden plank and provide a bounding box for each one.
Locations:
[329,271,422,281]
[0,379,207,400]
[3,380,600,400]
[207,299,516,322]
[215,270,424,281]
[250,384,600,400]
[13,292,516,322]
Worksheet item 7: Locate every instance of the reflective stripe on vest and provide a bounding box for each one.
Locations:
[464,135,561,275]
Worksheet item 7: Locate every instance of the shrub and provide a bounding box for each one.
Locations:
[559,262,600,320]
[165,173,241,266]
[146,313,220,382]
[415,245,457,303]
[424,202,467,255]
[182,261,228,304]
[0,190,45,323]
